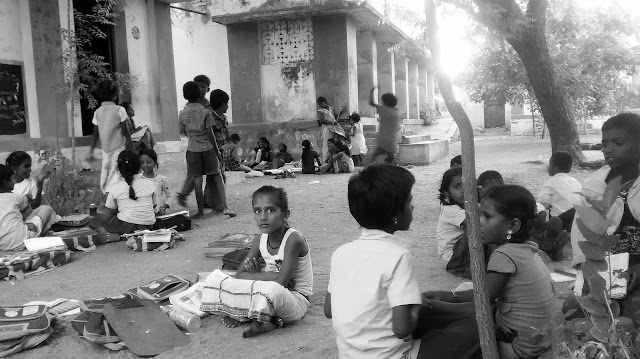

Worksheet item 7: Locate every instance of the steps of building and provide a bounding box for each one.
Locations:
[400,134,431,144]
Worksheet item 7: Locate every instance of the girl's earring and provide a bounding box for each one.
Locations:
[506,231,513,241]
[393,217,398,225]
[444,194,450,205]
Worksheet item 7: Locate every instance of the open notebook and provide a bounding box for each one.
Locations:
[574,252,629,299]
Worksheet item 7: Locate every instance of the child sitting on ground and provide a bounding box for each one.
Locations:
[199,185,313,338]
[478,170,504,196]
[94,150,156,235]
[139,148,172,216]
[369,88,401,164]
[539,151,582,232]
[88,79,134,194]
[348,112,367,166]
[6,151,51,210]
[436,167,466,262]
[120,102,157,151]
[222,134,253,173]
[300,139,321,174]
[0,164,57,251]
[272,143,294,169]
[450,155,462,168]
[317,139,354,174]
[424,185,555,359]
[249,137,272,170]
[325,164,479,359]
[571,113,640,320]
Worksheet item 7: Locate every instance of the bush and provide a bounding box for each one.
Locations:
[38,147,104,216]
[420,102,440,125]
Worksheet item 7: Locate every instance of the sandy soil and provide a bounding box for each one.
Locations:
[4,134,603,359]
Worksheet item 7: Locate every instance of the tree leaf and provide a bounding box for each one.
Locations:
[578,296,607,317]
[579,241,606,261]
[575,206,608,235]
[576,219,606,245]
[600,234,620,252]
[590,326,609,343]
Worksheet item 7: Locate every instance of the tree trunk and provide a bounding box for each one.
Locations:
[508,27,584,161]
[425,1,499,358]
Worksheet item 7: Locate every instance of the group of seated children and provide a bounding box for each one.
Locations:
[324,164,555,359]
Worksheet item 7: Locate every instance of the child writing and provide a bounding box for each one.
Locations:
[317,139,354,174]
[571,113,640,319]
[95,150,156,235]
[0,164,56,251]
[300,139,321,174]
[272,143,294,169]
[369,87,401,164]
[88,79,134,194]
[119,102,157,151]
[539,151,582,231]
[325,164,479,359]
[348,112,367,166]
[425,185,555,359]
[139,148,172,215]
[6,151,51,209]
[199,185,313,338]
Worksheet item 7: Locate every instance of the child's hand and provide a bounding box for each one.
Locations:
[243,257,261,273]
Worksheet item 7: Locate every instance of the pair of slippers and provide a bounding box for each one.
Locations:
[274,172,296,179]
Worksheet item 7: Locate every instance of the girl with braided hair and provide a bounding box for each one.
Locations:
[96,150,157,235]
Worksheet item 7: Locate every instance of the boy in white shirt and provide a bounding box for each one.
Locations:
[324,164,479,359]
[539,151,582,231]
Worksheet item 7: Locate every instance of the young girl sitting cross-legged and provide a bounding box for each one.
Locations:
[424,185,555,359]
[199,185,313,338]
[325,164,480,359]
[0,164,57,250]
[93,150,157,235]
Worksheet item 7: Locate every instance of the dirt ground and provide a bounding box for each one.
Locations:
[5,133,603,359]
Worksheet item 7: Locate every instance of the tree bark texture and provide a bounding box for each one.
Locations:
[425,1,499,358]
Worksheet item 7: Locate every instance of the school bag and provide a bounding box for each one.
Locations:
[0,249,72,281]
[153,211,191,232]
[0,305,53,357]
[136,275,190,302]
[221,249,251,270]
[53,227,119,251]
[71,294,132,350]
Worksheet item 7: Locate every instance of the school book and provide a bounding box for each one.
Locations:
[136,275,190,302]
[23,237,65,252]
[574,252,629,299]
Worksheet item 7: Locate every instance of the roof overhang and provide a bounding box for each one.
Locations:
[210,1,409,45]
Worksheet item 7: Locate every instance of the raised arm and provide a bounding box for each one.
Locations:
[369,87,378,107]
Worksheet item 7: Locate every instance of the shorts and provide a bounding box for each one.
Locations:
[186,149,220,176]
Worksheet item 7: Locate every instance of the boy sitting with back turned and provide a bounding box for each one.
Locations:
[539,151,582,232]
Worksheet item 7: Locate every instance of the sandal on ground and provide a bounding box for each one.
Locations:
[223,209,237,218]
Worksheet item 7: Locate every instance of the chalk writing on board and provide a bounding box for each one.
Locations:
[0,62,26,135]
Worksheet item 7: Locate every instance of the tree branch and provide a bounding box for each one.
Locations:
[527,0,547,24]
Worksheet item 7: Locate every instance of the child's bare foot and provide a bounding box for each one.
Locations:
[242,321,278,338]
[191,211,206,219]
[222,316,248,328]
[223,209,237,218]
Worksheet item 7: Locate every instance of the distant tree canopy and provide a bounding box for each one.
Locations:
[459,0,640,119]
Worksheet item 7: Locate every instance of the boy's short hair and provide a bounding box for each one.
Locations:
[316,96,327,104]
[549,151,573,173]
[381,93,397,108]
[210,89,230,109]
[348,164,415,230]
[602,112,640,137]
[183,81,201,102]
[477,170,504,187]
[349,112,361,122]
[450,155,462,167]
[193,74,211,86]
[96,79,119,102]
[230,133,241,142]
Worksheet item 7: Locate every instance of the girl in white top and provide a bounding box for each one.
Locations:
[98,150,156,235]
[436,167,466,261]
[6,151,51,209]
[348,112,367,166]
[139,148,172,215]
[200,185,313,338]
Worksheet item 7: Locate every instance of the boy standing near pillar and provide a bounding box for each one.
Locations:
[369,87,402,164]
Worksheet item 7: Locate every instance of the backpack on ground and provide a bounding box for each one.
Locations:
[0,305,53,357]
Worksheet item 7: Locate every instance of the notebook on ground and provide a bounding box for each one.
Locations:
[136,275,190,302]
[574,252,629,299]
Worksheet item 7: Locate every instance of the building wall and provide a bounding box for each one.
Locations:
[261,63,316,122]
[228,22,262,124]
[171,11,232,122]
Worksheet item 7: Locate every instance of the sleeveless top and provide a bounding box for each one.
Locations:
[259,228,313,298]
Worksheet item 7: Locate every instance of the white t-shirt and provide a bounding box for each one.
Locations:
[328,228,422,359]
[12,178,38,199]
[436,205,466,261]
[0,193,30,250]
[105,174,157,225]
[539,173,582,217]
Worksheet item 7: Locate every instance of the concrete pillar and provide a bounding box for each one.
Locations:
[29,0,69,139]
[154,1,179,140]
[356,30,377,117]
[376,42,395,100]
[313,14,359,116]
[227,23,262,124]
[426,69,435,108]
[395,57,409,119]
[418,64,427,112]
[408,62,419,119]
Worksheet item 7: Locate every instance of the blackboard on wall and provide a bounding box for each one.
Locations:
[0,61,27,135]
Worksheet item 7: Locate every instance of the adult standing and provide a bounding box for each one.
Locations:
[316,97,346,162]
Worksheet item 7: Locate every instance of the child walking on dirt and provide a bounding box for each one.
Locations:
[199,185,313,338]
[425,185,555,359]
[325,164,479,359]
[0,164,56,251]
[368,87,401,164]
